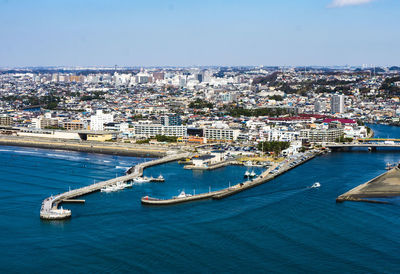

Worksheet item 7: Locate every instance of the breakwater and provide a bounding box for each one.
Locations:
[336,166,400,203]
[141,151,319,205]
[0,136,167,157]
[40,152,190,219]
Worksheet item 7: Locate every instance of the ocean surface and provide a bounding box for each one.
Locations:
[1,124,400,273]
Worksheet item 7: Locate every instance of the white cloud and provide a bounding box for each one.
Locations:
[329,0,376,7]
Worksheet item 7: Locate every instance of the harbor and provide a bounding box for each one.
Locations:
[40,151,190,219]
[141,150,319,205]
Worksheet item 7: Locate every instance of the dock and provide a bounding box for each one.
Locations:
[212,151,318,200]
[336,166,400,203]
[40,152,190,220]
[141,151,319,206]
[183,160,236,170]
[62,199,85,203]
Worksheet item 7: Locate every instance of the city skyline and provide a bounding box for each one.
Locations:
[1,0,399,67]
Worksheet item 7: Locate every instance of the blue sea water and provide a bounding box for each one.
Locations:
[1,124,400,273]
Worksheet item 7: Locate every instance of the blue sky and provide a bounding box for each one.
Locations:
[0,0,398,67]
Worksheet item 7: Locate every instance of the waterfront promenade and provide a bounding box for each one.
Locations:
[40,151,191,219]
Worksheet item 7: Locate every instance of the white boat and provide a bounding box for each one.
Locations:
[115,182,126,190]
[244,171,250,178]
[101,185,118,193]
[175,190,192,199]
[124,182,133,188]
[134,176,151,183]
[311,182,321,188]
[249,170,256,177]
[158,174,164,180]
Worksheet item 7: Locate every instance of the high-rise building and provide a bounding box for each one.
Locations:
[90,110,113,131]
[331,95,344,114]
[314,100,326,113]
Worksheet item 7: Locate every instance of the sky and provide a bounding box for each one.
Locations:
[0,0,398,67]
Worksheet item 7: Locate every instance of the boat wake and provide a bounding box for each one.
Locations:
[309,182,321,189]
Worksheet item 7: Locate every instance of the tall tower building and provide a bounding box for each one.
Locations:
[331,95,345,114]
[90,110,113,131]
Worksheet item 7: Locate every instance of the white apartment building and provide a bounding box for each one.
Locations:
[314,100,326,113]
[261,128,299,142]
[204,128,240,141]
[343,125,367,139]
[300,128,344,143]
[132,124,187,138]
[90,110,113,131]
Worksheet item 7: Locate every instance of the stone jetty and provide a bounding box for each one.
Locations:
[40,152,190,220]
[337,166,400,203]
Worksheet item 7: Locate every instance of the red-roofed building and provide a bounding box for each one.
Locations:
[322,118,356,124]
[267,116,312,124]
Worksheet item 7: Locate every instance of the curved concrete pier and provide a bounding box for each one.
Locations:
[40,152,190,220]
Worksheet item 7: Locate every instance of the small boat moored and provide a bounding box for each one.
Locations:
[174,190,192,199]
[133,176,151,183]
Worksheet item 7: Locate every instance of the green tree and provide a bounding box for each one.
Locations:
[257,141,290,154]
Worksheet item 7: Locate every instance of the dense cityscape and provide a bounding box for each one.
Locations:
[1,66,400,151]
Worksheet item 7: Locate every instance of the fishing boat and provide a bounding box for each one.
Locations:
[133,176,151,183]
[249,170,256,177]
[101,185,118,193]
[244,170,250,178]
[174,190,192,199]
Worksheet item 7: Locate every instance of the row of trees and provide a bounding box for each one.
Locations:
[335,136,353,143]
[257,141,290,155]
[135,135,178,144]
